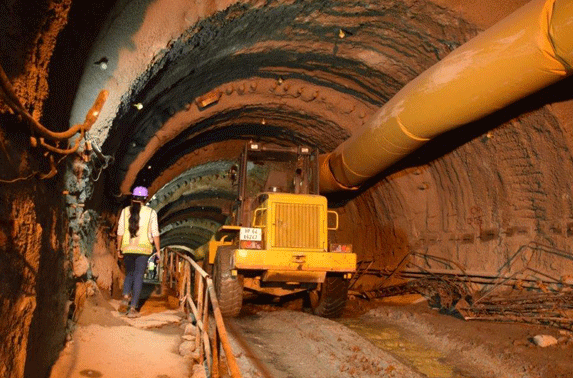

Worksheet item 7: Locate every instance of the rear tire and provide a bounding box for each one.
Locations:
[308,275,348,318]
[213,246,243,317]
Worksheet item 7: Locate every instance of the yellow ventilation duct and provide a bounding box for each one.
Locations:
[320,0,573,192]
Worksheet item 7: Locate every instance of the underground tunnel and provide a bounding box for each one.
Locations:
[1,0,573,377]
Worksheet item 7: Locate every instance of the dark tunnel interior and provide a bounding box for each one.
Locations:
[1,0,573,377]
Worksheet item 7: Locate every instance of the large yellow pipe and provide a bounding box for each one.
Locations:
[320,0,573,192]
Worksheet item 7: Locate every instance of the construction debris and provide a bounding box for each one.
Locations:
[355,242,573,331]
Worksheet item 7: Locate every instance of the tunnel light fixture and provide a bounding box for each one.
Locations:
[338,28,352,38]
[94,57,108,70]
[195,91,221,109]
[133,103,143,110]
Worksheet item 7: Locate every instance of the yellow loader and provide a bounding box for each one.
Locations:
[200,141,356,317]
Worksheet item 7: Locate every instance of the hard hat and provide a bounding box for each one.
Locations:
[132,186,148,198]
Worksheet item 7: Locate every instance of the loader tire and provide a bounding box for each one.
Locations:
[213,246,243,317]
[309,275,348,318]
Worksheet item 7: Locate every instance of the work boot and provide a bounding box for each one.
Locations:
[118,298,129,315]
[127,308,140,318]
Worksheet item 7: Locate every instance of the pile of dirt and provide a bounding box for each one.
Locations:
[229,309,424,378]
[240,294,573,378]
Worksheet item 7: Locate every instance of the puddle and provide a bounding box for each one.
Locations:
[339,318,471,378]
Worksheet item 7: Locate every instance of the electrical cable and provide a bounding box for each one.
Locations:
[0,62,108,183]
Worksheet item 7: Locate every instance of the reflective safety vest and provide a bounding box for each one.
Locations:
[121,206,154,255]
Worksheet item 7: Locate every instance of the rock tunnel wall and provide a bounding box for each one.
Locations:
[0,1,116,377]
[0,183,69,378]
[0,98,71,376]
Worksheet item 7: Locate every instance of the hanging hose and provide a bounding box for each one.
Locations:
[0,64,107,142]
[0,62,108,182]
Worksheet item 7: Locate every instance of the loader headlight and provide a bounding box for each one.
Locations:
[330,243,352,253]
[240,240,263,249]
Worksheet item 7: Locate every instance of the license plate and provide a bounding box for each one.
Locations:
[240,227,262,241]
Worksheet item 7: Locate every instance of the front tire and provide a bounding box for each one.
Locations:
[308,275,349,318]
[213,246,243,317]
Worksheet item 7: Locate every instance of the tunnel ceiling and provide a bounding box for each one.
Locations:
[67,0,540,252]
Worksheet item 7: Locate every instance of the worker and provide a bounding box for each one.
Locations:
[117,186,161,318]
[146,253,159,280]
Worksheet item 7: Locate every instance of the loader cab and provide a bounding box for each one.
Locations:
[232,142,319,226]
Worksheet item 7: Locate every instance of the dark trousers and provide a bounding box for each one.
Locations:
[122,254,148,309]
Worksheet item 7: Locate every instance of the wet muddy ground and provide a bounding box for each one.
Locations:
[232,294,573,378]
[49,288,573,378]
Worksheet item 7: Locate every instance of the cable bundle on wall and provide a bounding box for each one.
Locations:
[0,63,108,182]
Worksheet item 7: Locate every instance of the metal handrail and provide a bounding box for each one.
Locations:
[162,247,242,378]
[252,207,267,228]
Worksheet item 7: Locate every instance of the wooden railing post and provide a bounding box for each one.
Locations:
[163,248,242,378]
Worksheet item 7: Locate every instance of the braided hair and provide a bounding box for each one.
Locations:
[128,200,141,238]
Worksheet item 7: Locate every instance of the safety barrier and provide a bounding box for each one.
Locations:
[162,247,242,378]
